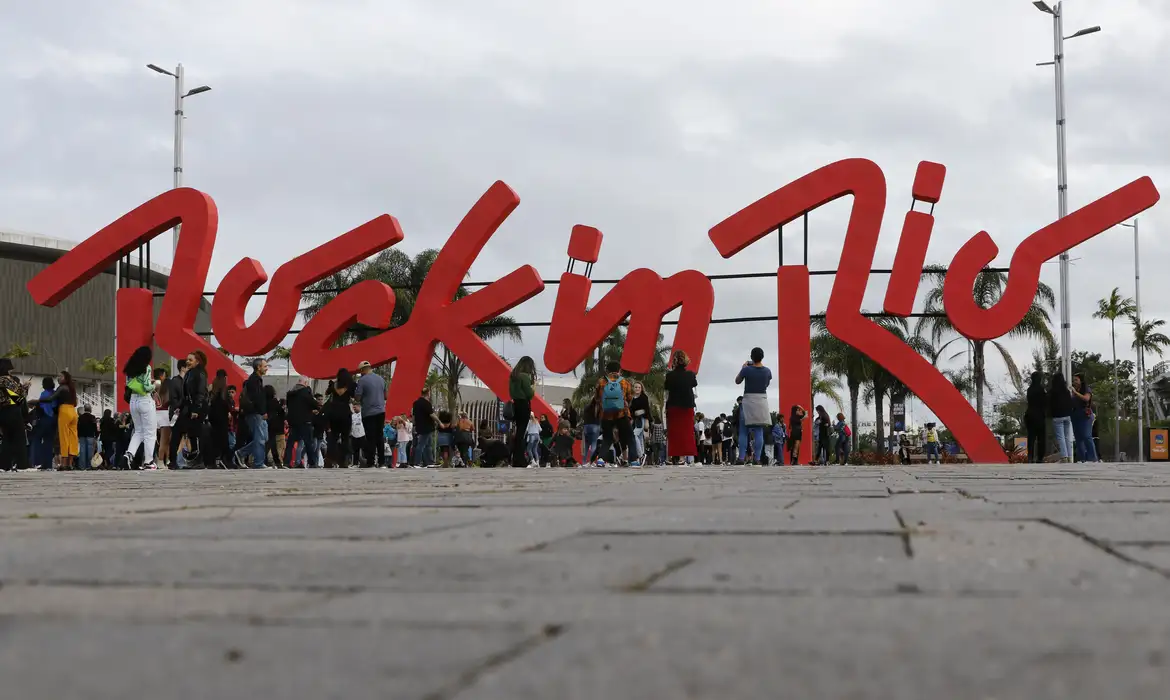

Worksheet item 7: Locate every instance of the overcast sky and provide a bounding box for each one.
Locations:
[2,0,1166,423]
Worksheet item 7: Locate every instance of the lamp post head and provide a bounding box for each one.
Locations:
[1068,26,1102,39]
[184,85,212,97]
[146,63,175,77]
[1032,0,1054,14]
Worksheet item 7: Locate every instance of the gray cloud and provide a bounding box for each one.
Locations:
[1,0,1165,421]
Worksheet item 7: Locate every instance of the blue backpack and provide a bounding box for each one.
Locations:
[601,377,625,412]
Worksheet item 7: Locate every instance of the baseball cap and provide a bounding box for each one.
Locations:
[357,360,372,370]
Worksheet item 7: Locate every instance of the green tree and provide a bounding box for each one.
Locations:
[302,247,522,414]
[571,328,670,412]
[81,354,118,403]
[1094,288,1136,461]
[811,320,868,449]
[810,367,844,412]
[268,345,293,385]
[1131,316,1170,428]
[916,266,1054,420]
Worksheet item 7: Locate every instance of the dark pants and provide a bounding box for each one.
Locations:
[510,399,531,467]
[600,416,633,464]
[362,413,385,466]
[285,422,316,467]
[30,416,55,468]
[0,405,29,471]
[1026,423,1046,463]
[327,425,351,467]
[170,411,203,468]
[209,421,230,466]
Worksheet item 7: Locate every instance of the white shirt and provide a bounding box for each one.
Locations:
[397,421,412,443]
[350,412,365,438]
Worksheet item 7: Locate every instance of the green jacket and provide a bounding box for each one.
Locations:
[509,372,535,401]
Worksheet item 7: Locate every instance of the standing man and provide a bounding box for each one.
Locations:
[234,358,269,469]
[412,388,437,467]
[354,361,387,467]
[596,361,634,466]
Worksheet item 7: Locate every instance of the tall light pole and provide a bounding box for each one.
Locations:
[1032,1,1101,383]
[147,63,211,374]
[1121,219,1143,461]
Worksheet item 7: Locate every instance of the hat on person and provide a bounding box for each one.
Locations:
[357,360,372,370]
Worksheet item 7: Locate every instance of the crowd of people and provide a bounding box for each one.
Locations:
[0,345,860,471]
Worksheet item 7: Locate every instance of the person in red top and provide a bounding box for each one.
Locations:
[595,361,635,465]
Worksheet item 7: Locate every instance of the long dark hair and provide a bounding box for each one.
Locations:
[123,345,152,377]
[59,370,77,404]
[210,373,228,400]
[1049,371,1068,395]
[789,405,804,423]
[0,358,13,376]
[512,356,536,379]
[335,368,353,393]
[191,350,208,367]
[816,405,830,422]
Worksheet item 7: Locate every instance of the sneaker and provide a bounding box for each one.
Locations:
[119,452,133,471]
[232,452,245,469]
[142,462,158,470]
[215,459,228,470]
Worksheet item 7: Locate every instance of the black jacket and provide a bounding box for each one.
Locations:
[1025,381,1047,427]
[286,385,317,426]
[242,373,267,416]
[168,375,186,414]
[183,366,208,414]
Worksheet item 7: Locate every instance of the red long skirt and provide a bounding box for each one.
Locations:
[666,406,697,458]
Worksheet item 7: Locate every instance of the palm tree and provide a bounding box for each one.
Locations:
[810,368,844,411]
[268,345,293,386]
[1093,289,1136,460]
[811,319,869,450]
[81,354,118,404]
[1131,316,1170,428]
[302,246,522,412]
[916,266,1054,419]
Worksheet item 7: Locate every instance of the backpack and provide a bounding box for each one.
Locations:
[601,377,625,412]
[844,424,852,437]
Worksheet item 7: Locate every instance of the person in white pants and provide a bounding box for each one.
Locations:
[122,346,160,470]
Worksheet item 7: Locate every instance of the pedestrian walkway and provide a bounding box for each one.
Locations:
[2,464,1169,699]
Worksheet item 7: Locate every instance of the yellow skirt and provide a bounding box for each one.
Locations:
[58,404,79,457]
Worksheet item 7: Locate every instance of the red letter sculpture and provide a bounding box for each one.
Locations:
[544,225,714,374]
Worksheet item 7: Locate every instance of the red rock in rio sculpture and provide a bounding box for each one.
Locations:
[27,159,1159,463]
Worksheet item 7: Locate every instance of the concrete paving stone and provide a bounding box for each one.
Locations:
[592,508,903,533]
[76,508,497,541]
[455,599,1170,700]
[907,520,1170,595]
[0,617,539,700]
[1118,545,1170,572]
[0,536,691,593]
[0,584,328,620]
[1043,514,1170,544]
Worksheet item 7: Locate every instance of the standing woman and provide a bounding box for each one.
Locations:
[171,351,209,468]
[815,406,832,465]
[324,369,354,468]
[629,382,651,462]
[509,356,537,468]
[1070,373,1097,463]
[32,371,79,470]
[788,405,806,466]
[207,373,232,469]
[121,346,159,470]
[735,347,772,465]
[0,358,31,471]
[154,367,172,467]
[1024,371,1047,463]
[663,350,698,465]
[1048,371,1073,463]
[582,395,601,465]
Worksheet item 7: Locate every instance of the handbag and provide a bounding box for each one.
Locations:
[90,452,104,469]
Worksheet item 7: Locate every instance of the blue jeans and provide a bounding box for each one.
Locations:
[414,432,434,466]
[1052,416,1073,460]
[284,423,316,468]
[583,424,601,462]
[526,434,541,463]
[1071,413,1097,462]
[925,443,940,462]
[237,413,269,468]
[78,436,96,470]
[738,422,764,462]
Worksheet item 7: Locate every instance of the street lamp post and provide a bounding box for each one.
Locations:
[1032,1,1101,383]
[1121,219,1143,461]
[147,63,211,375]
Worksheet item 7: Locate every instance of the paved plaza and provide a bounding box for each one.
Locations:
[2,464,1170,699]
